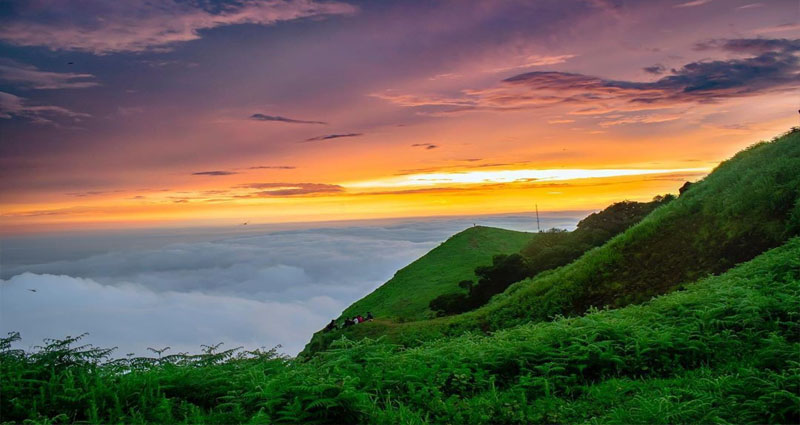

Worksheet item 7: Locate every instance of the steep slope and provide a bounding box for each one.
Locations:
[340,226,534,321]
[306,128,800,353]
[430,198,670,316]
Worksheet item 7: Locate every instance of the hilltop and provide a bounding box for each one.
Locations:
[305,128,800,354]
[339,226,534,322]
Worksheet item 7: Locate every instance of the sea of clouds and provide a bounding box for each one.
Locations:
[0,213,583,356]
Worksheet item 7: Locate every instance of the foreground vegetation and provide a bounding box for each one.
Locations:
[3,238,799,424]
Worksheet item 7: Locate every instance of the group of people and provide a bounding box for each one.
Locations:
[323,312,374,332]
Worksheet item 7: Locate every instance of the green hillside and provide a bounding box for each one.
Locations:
[4,237,798,424]
[305,128,800,353]
[339,226,534,321]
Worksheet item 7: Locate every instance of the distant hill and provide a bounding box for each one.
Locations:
[304,128,800,354]
[339,226,534,322]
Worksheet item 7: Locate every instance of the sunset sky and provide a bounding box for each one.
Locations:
[1,0,798,234]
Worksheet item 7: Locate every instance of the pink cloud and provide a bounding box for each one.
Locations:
[375,37,800,116]
[0,0,357,54]
[0,91,90,125]
[0,60,99,89]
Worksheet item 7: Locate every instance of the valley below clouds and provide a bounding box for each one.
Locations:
[1,213,580,356]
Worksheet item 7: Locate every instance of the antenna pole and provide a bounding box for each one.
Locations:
[536,204,541,232]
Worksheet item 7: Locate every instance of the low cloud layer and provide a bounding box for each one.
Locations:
[1,273,337,356]
[0,214,581,356]
[0,0,357,54]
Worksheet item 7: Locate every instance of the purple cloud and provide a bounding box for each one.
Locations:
[0,60,99,89]
[192,171,238,176]
[411,143,438,150]
[303,133,362,142]
[378,38,800,114]
[247,165,297,170]
[250,114,327,125]
[0,91,90,124]
[0,0,358,54]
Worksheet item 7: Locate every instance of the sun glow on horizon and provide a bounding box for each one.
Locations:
[343,167,711,189]
[1,166,714,235]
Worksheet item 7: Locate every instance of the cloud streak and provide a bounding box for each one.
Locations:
[192,171,238,176]
[238,182,344,196]
[0,60,99,89]
[411,143,438,150]
[247,165,297,170]
[0,91,89,124]
[486,54,576,73]
[302,133,362,142]
[0,0,357,54]
[674,0,712,8]
[250,113,327,125]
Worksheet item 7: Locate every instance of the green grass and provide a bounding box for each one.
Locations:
[3,237,799,424]
[305,129,800,353]
[339,226,535,322]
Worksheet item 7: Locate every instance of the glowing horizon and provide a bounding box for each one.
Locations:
[344,167,710,188]
[1,0,798,234]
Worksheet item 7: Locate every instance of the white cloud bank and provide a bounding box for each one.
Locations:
[1,273,339,356]
[0,213,581,356]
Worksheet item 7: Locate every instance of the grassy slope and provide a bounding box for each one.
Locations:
[339,226,534,321]
[306,129,800,353]
[304,226,534,354]
[470,128,800,328]
[4,238,798,424]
